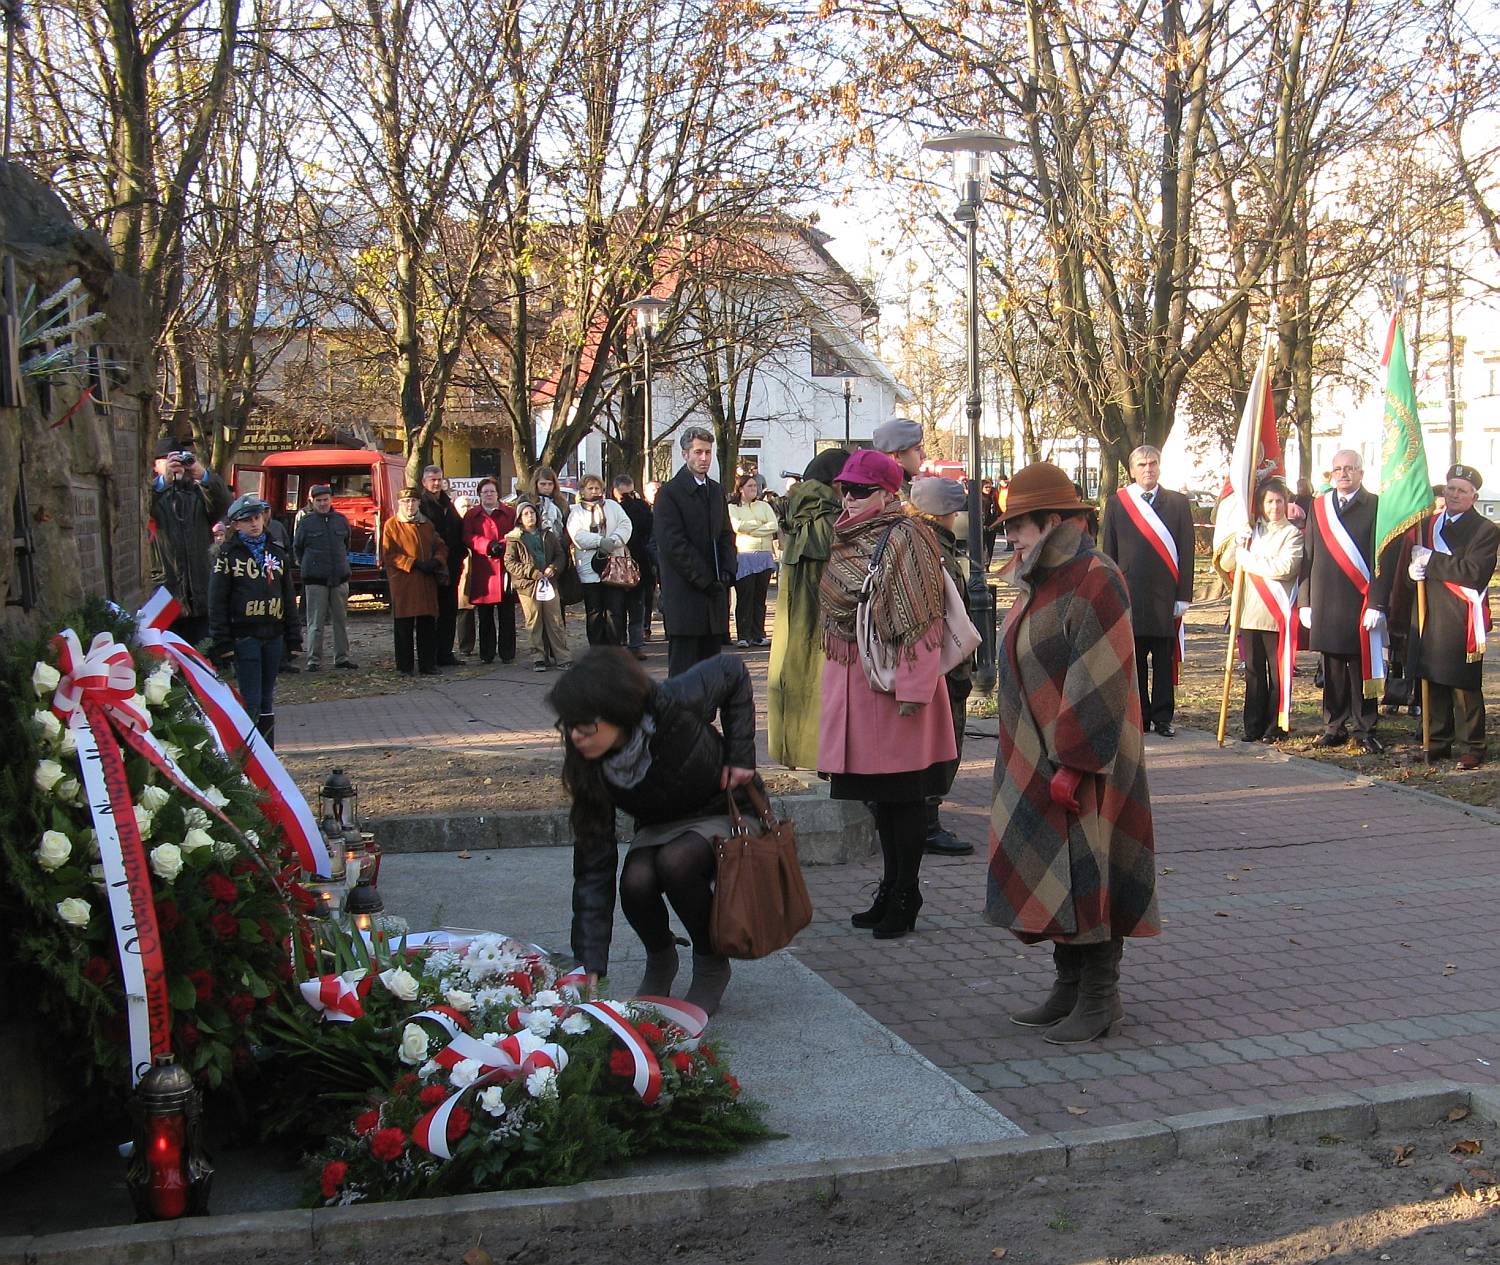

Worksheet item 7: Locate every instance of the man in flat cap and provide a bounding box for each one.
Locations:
[873,417,926,486]
[1396,464,1498,767]
[908,476,974,855]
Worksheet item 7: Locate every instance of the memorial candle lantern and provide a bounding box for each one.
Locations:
[125,1057,213,1221]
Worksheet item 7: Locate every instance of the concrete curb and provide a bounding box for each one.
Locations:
[1,1080,1478,1264]
[368,789,879,865]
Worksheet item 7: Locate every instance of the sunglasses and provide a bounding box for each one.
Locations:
[554,719,599,738]
[838,483,882,499]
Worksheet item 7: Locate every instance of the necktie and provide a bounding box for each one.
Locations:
[1338,496,1349,515]
[1144,491,1155,507]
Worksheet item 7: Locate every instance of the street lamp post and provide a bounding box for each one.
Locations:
[922,127,1021,694]
[629,294,669,483]
[842,376,852,448]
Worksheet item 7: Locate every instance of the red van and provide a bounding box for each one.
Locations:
[231,448,407,596]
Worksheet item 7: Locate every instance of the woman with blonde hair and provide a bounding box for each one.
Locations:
[568,473,633,646]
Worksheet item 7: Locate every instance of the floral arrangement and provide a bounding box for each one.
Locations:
[0,601,296,1089]
[294,929,767,1204]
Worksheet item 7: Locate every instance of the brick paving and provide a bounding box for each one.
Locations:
[279,605,1500,1138]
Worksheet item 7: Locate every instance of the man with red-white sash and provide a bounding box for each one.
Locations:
[1101,444,1195,737]
[1298,449,1391,753]
[1392,464,1498,768]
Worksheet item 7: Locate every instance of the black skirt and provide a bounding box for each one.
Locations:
[828,760,950,805]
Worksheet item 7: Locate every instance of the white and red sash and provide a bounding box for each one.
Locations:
[1245,556,1299,732]
[1118,486,1185,679]
[1428,515,1490,662]
[1311,492,1385,693]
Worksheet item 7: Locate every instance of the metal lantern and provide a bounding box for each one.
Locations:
[125,1057,214,1221]
[345,880,386,934]
[318,768,359,835]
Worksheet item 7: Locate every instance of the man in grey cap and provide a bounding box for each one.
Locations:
[908,475,975,856]
[872,417,926,484]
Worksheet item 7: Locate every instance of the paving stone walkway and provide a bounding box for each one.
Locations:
[279,625,1500,1138]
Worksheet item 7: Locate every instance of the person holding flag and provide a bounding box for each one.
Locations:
[1101,445,1195,737]
[1233,479,1303,743]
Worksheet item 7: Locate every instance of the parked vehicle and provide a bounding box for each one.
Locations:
[231,448,407,596]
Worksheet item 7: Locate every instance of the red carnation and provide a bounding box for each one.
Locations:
[723,1074,741,1097]
[354,1110,381,1136]
[505,970,533,998]
[210,911,240,940]
[701,1046,717,1065]
[226,992,256,1022]
[392,1073,418,1093]
[289,884,317,913]
[419,1085,448,1106]
[369,1127,406,1162]
[319,1160,348,1199]
[204,873,239,903]
[177,1022,201,1052]
[636,1022,664,1044]
[155,899,181,932]
[82,956,113,986]
[608,1049,635,1078]
[258,919,278,944]
[669,1052,693,1074]
[446,1108,471,1140]
[232,858,256,876]
[188,969,215,1002]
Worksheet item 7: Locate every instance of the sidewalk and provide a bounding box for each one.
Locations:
[278,638,1500,1139]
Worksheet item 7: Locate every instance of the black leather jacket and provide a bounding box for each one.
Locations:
[570,654,756,976]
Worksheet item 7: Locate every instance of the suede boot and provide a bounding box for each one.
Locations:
[850,881,893,929]
[635,945,679,998]
[1010,942,1084,1028]
[1043,939,1124,1045]
[871,883,922,940]
[684,953,732,1016]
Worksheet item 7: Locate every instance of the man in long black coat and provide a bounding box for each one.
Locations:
[654,426,736,677]
[419,464,467,665]
[1387,464,1499,767]
[1100,444,1195,737]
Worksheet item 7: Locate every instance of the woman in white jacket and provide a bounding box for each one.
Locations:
[568,473,633,645]
[1235,478,1304,743]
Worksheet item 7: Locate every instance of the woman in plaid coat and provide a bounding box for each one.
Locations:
[987,463,1160,1046]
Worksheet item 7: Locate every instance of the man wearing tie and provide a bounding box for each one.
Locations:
[1300,449,1387,753]
[1101,445,1195,737]
[1397,465,1498,767]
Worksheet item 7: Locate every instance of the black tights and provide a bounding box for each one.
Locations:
[619,834,716,952]
[872,801,926,887]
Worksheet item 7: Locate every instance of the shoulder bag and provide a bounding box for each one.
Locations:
[709,783,814,959]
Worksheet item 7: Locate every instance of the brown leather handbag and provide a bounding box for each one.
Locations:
[709,783,814,959]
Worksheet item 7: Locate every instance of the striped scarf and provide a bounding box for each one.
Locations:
[820,501,946,664]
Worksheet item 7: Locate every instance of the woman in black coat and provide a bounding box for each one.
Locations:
[546,647,756,1015]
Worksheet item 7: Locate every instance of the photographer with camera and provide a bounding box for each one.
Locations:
[149,437,231,644]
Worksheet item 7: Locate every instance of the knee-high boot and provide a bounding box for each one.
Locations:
[1010,942,1084,1028]
[1043,939,1124,1045]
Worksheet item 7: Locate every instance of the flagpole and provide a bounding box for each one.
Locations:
[1417,579,1431,761]
[1217,566,1247,746]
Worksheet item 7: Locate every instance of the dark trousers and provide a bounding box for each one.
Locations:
[1320,652,1377,739]
[733,569,771,642]
[434,572,461,661]
[668,634,723,678]
[623,580,647,650]
[1425,683,1485,757]
[643,577,657,638]
[394,615,437,673]
[1243,629,1280,739]
[476,597,517,662]
[1135,634,1176,726]
[582,584,626,646]
[458,609,476,654]
[233,635,283,746]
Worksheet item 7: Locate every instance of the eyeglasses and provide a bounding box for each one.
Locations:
[554,719,599,738]
[838,483,882,499]
[1330,464,1360,474]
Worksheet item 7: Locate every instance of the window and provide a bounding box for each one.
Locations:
[810,333,849,378]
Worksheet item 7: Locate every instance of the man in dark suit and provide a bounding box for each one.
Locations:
[1387,464,1498,767]
[1299,449,1389,753]
[653,426,736,677]
[1100,444,1195,737]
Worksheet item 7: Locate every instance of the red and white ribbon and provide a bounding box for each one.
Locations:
[299,970,374,1022]
[1428,515,1490,662]
[1246,569,1299,732]
[1118,486,1181,582]
[1311,493,1386,692]
[135,589,330,876]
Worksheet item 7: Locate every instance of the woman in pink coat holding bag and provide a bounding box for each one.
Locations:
[818,448,955,940]
[462,477,518,664]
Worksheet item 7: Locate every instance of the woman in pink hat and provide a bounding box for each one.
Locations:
[817,448,956,939]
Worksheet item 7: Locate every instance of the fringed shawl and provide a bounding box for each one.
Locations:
[820,501,946,665]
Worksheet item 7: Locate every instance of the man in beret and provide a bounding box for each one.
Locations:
[1394,464,1498,767]
[908,476,975,855]
[873,417,926,485]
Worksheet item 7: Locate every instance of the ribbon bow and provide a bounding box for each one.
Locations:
[299,970,375,1022]
[50,630,150,733]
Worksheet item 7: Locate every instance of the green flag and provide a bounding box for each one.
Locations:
[1374,309,1430,576]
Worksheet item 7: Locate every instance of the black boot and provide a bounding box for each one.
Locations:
[635,945,679,998]
[923,802,973,857]
[1044,939,1124,1045]
[256,711,275,749]
[1010,943,1084,1028]
[850,881,893,929]
[872,883,922,939]
[684,953,731,1016]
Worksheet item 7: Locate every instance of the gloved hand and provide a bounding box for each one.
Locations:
[1173,601,1190,619]
[1049,767,1082,814]
[210,643,235,668]
[1298,607,1312,629]
[413,558,437,575]
[1409,544,1432,582]
[897,701,925,717]
[1235,547,1253,570]
[1237,527,1252,550]
[1362,608,1385,632]
[487,541,505,558]
[705,580,725,600]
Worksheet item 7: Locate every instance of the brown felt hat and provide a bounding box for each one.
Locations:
[997,461,1091,522]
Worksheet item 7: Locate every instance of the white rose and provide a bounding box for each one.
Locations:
[524,1067,558,1099]
[140,785,171,813]
[34,759,66,794]
[397,1024,428,1066]
[444,989,475,1013]
[214,840,237,861]
[243,830,260,848]
[164,742,186,766]
[32,661,60,697]
[143,669,173,707]
[560,1013,591,1036]
[203,786,229,809]
[180,827,214,853]
[418,1058,440,1077]
[56,897,90,928]
[478,1086,507,1118]
[31,709,61,744]
[35,830,71,871]
[56,776,82,804]
[532,989,562,1008]
[184,806,209,830]
[525,1009,558,1038]
[128,693,149,717]
[149,843,184,882]
[449,1058,482,1090]
[89,864,107,888]
[379,968,420,1002]
[58,727,77,758]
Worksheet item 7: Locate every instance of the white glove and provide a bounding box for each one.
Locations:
[1408,544,1431,582]
[1237,528,1252,550]
[1173,601,1190,619]
[1235,547,1253,570]
[1362,608,1386,632]
[1298,607,1312,630]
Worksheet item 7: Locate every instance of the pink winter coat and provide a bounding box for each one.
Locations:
[818,639,955,775]
[463,504,516,605]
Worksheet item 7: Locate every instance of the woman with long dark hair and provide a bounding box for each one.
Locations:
[547,647,756,1015]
